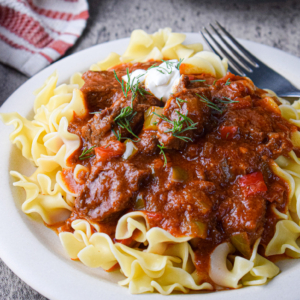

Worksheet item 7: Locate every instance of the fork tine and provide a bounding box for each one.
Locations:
[200,31,240,75]
[216,21,259,67]
[203,27,246,76]
[209,24,252,72]
[200,31,223,60]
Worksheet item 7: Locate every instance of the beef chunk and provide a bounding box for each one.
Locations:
[137,92,163,107]
[81,71,122,112]
[75,162,150,222]
[80,71,162,148]
[256,132,293,159]
[81,105,121,146]
[211,73,256,100]
[175,75,216,94]
[218,193,266,243]
[136,130,159,155]
[219,107,274,143]
[157,92,210,149]
[164,185,213,219]
[81,101,149,147]
[219,107,294,158]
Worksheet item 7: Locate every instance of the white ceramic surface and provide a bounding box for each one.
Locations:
[0,33,300,300]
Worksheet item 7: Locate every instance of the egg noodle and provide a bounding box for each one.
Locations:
[1,28,300,294]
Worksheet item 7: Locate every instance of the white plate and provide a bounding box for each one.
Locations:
[1,33,300,300]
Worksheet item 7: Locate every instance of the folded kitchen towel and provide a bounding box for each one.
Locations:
[0,0,89,76]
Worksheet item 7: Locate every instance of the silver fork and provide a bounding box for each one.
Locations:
[200,22,300,101]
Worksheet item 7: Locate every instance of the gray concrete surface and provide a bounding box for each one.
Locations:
[0,0,299,299]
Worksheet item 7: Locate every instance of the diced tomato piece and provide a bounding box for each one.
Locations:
[187,75,195,80]
[218,72,235,85]
[146,211,163,222]
[95,141,126,162]
[220,126,238,140]
[239,172,268,197]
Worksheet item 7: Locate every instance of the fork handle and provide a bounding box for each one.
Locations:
[278,91,300,98]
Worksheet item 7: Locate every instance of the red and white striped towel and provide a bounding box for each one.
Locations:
[0,0,89,76]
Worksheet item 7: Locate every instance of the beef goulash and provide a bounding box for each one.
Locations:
[59,61,297,282]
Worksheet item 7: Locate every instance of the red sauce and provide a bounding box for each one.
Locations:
[61,168,84,194]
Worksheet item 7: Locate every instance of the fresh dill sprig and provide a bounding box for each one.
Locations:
[147,59,181,75]
[114,67,144,106]
[112,128,135,142]
[176,111,196,127]
[157,143,167,167]
[126,68,132,96]
[196,94,222,113]
[113,68,152,140]
[117,70,152,104]
[197,94,239,113]
[148,59,182,72]
[190,79,206,83]
[176,58,184,70]
[225,78,231,86]
[176,97,188,109]
[114,70,130,98]
[153,111,198,142]
[89,110,103,114]
[216,97,239,104]
[114,107,140,141]
[147,64,170,75]
[161,60,175,74]
[79,145,96,160]
[112,129,122,141]
[114,106,133,122]
[148,64,159,70]
[157,69,165,74]
[172,111,198,141]
[137,86,152,97]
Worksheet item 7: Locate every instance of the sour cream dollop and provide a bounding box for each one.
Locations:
[122,60,181,102]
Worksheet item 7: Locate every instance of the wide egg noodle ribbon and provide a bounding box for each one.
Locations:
[1,72,84,224]
[115,211,150,243]
[33,71,58,113]
[59,214,213,295]
[89,27,228,78]
[0,112,47,165]
[209,239,279,289]
[265,220,300,258]
[242,238,280,285]
[181,51,229,78]
[10,171,71,224]
[209,242,254,288]
[265,96,300,258]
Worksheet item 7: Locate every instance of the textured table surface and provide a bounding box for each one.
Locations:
[0,0,300,299]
